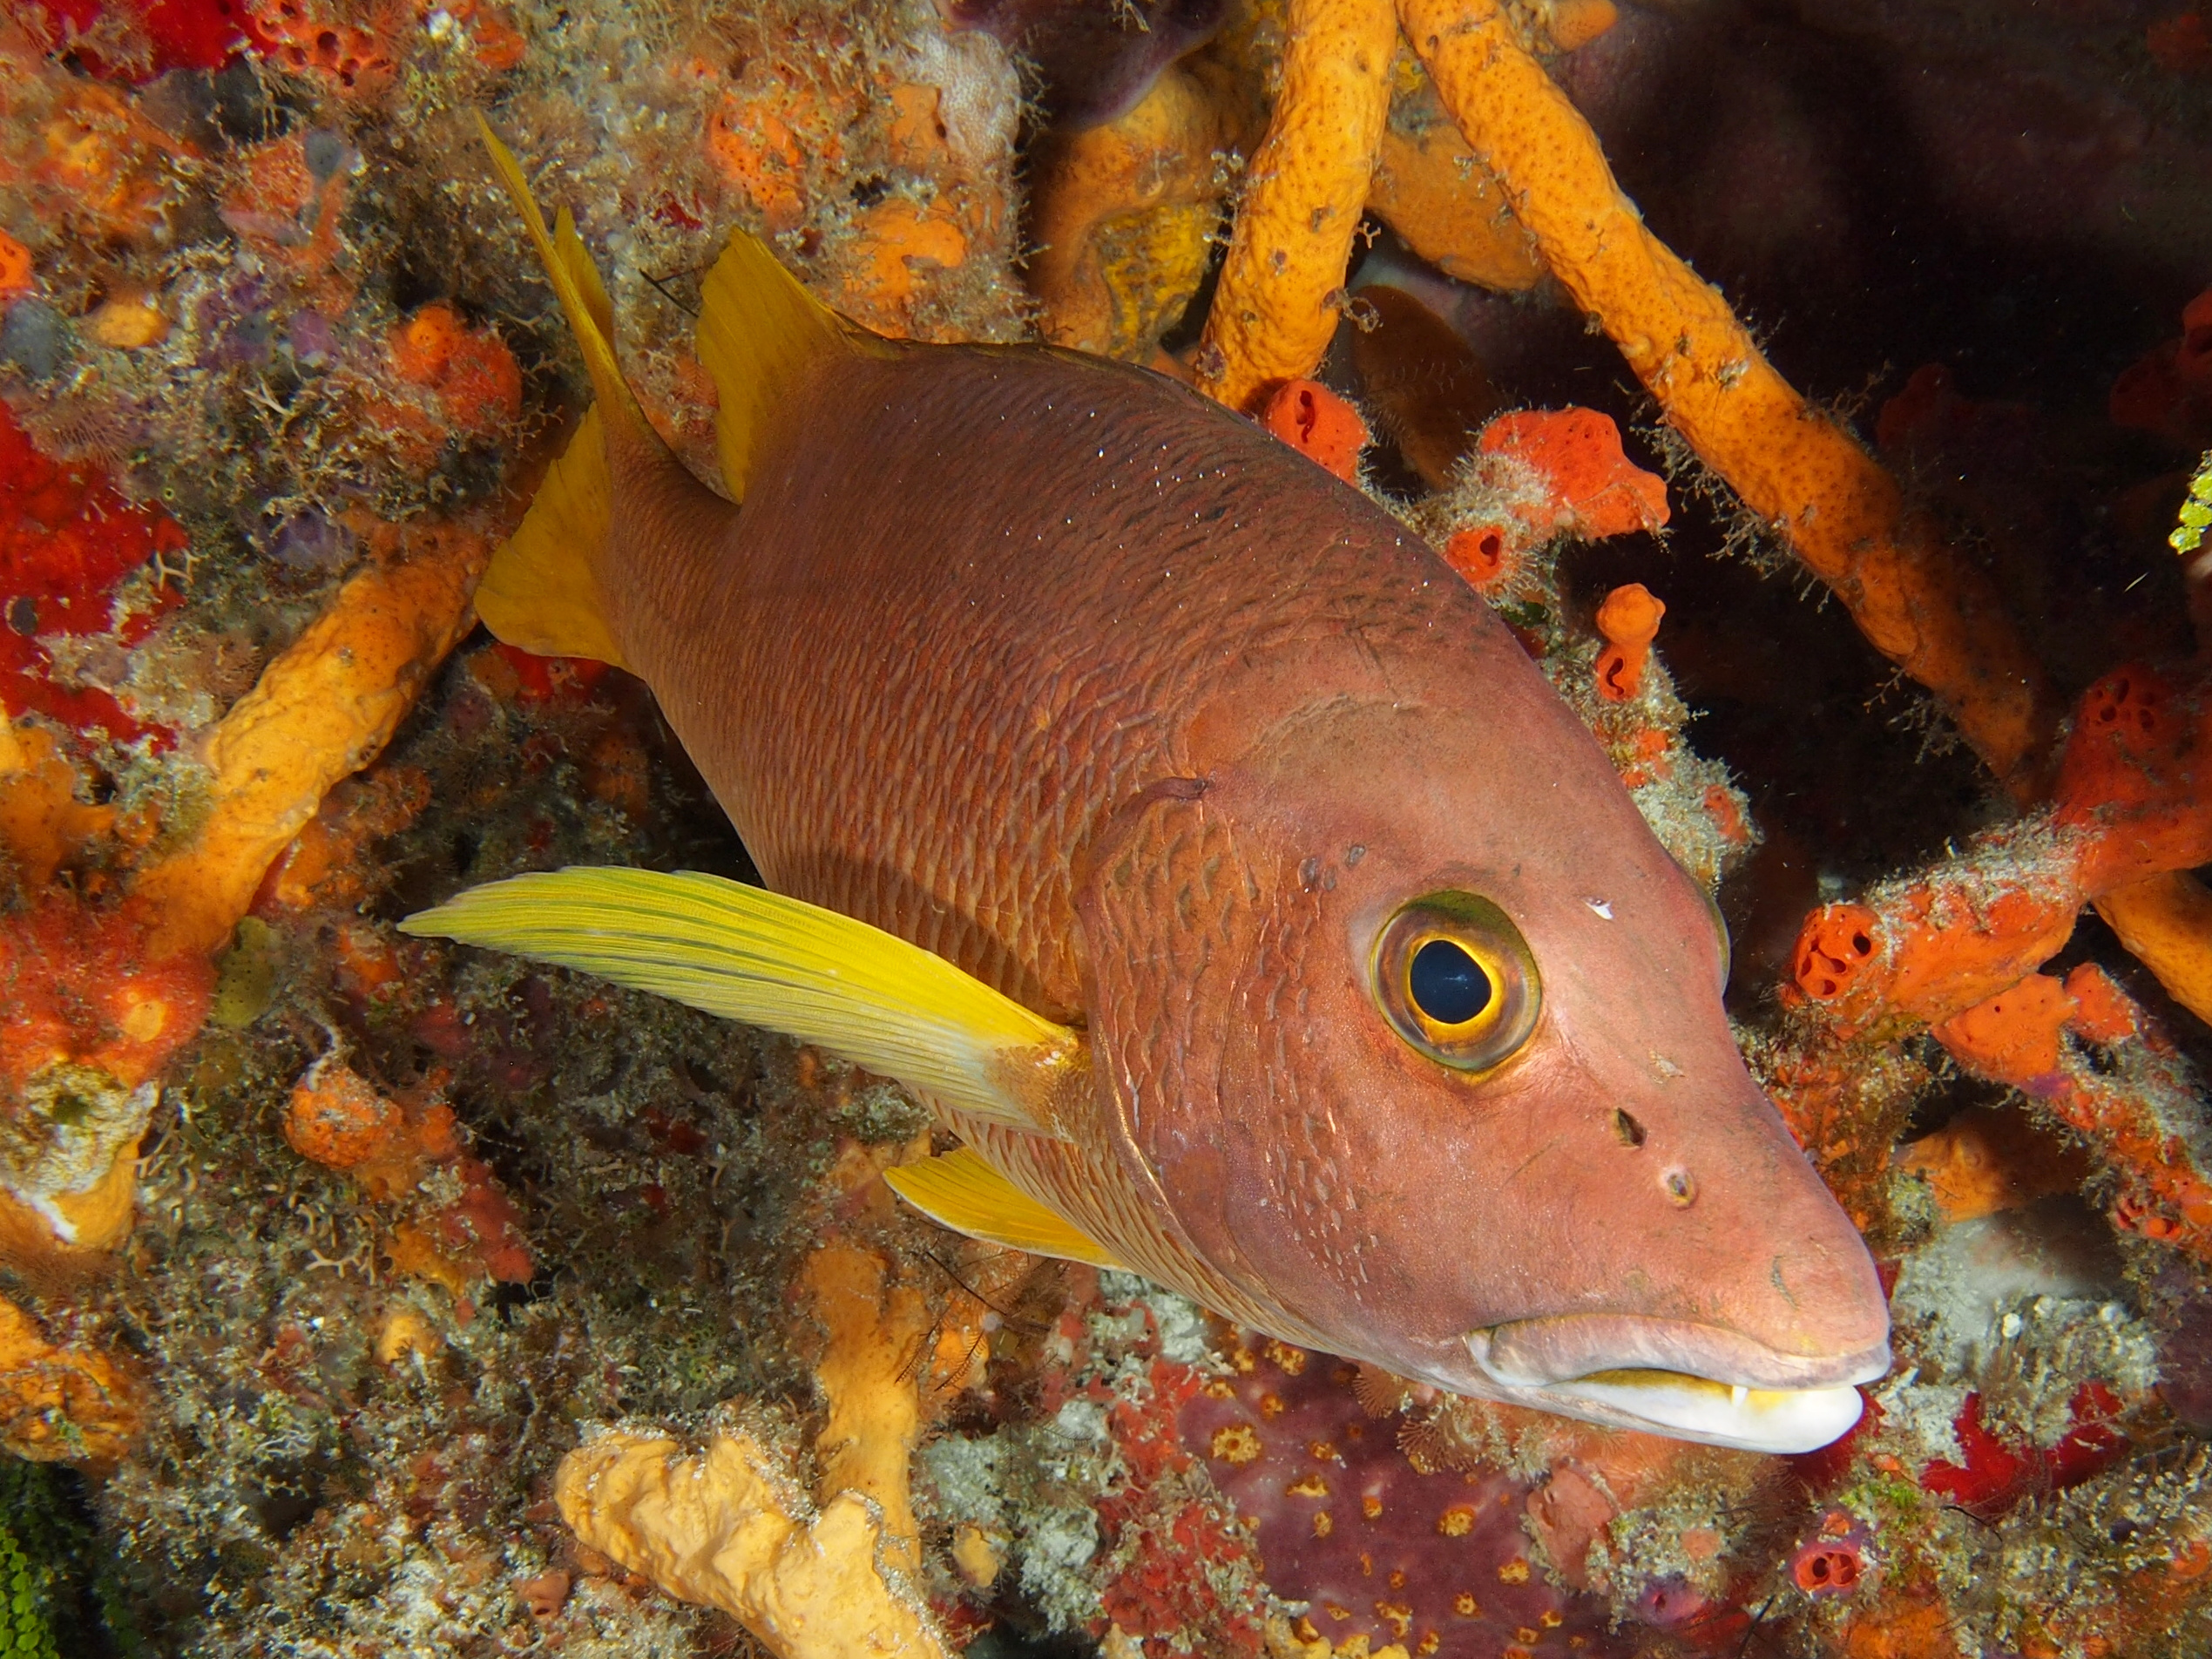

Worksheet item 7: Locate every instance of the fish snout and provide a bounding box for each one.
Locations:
[1466,1313,1891,1393]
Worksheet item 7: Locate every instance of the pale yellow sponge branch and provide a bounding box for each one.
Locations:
[556,1428,949,1659]
[802,1242,932,1574]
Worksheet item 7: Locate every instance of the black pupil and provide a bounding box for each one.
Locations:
[1410,938,1492,1026]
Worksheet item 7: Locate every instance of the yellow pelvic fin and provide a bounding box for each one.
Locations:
[400,866,1080,1141]
[470,114,644,667]
[696,223,894,503]
[884,1148,1126,1270]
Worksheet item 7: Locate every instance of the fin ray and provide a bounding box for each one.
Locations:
[475,113,633,422]
[884,1148,1126,1270]
[401,867,1076,1139]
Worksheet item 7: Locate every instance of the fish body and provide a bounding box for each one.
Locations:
[414,126,1891,1451]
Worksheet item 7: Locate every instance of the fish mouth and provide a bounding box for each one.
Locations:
[1462,1316,1892,1453]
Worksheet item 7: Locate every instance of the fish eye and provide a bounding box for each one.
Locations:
[1373,893,1541,1074]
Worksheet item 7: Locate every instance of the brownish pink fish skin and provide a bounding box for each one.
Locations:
[597,339,1888,1396]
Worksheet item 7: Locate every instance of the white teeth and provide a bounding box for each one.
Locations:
[1733,1385,1749,1407]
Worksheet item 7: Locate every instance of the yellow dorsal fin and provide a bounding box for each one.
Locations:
[400,866,1079,1140]
[470,115,652,667]
[696,227,892,503]
[883,1148,1126,1270]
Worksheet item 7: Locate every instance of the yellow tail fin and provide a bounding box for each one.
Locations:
[471,115,641,667]
[697,226,894,503]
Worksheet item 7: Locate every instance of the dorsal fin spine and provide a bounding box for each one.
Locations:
[476,114,644,444]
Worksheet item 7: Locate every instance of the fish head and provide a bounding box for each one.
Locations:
[1080,682,1890,1453]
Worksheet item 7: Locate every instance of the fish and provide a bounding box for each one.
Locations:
[402,118,1892,1453]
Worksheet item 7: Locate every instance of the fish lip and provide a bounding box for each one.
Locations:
[1465,1314,1892,1394]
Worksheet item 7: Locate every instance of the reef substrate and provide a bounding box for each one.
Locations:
[4,0,2212,1656]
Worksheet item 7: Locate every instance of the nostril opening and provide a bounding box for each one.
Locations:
[1612,1108,1646,1148]
[1662,1167,1696,1206]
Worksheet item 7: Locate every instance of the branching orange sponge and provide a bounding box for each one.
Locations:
[1398,0,2060,799]
[1197,0,1397,411]
[1934,971,2212,1262]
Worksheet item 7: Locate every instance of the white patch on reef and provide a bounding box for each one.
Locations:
[1096,1269,1223,1368]
[900,19,1020,176]
[1870,1365,1970,1468]
[1889,1195,2160,1447]
[1889,1198,2125,1377]
[922,1431,1007,1529]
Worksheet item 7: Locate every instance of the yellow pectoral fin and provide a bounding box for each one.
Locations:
[400,867,1077,1141]
[884,1148,1126,1270]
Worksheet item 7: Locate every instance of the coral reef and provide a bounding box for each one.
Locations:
[1181,1334,1620,1656]
[4,0,2212,1656]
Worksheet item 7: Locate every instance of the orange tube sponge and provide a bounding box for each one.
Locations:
[1399,0,2059,797]
[1258,378,1370,482]
[1197,0,1397,411]
[128,521,489,960]
[2096,873,2212,1025]
[1027,64,1238,359]
[1593,582,1664,701]
[2041,664,2212,1021]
